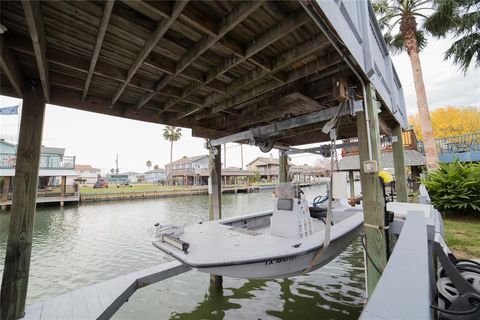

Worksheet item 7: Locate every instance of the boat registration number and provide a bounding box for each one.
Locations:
[264,256,296,265]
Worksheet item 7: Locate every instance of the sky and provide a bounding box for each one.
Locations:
[1,36,479,173]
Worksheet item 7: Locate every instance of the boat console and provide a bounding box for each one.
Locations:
[270,183,314,239]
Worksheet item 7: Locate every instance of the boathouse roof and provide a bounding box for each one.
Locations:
[337,149,427,171]
[1,0,407,147]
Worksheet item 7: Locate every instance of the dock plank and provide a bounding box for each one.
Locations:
[24,261,190,320]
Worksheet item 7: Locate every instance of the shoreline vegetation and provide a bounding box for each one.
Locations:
[78,181,325,202]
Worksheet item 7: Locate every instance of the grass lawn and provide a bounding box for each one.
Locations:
[80,184,205,194]
[443,215,480,259]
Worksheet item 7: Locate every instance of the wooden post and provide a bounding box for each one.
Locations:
[392,124,408,202]
[60,175,66,207]
[279,150,288,183]
[349,171,355,207]
[208,144,222,289]
[356,83,387,297]
[1,176,11,211]
[1,83,46,319]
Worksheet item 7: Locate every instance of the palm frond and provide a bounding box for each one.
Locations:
[445,32,480,72]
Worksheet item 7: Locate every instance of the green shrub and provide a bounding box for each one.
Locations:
[423,161,480,214]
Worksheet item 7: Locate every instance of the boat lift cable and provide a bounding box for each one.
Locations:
[302,104,345,274]
[359,233,383,276]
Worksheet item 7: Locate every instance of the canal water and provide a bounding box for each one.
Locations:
[0,185,365,319]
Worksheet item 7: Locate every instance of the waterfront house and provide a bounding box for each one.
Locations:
[1,139,78,206]
[246,155,291,182]
[165,155,209,185]
[75,164,101,185]
[144,169,167,184]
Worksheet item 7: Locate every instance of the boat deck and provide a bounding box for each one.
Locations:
[153,207,364,267]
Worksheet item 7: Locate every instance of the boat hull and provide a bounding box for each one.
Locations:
[196,223,362,279]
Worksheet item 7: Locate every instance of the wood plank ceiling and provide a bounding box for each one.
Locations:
[0,0,392,146]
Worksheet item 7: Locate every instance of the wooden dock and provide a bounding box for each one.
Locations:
[24,261,190,320]
[0,195,80,208]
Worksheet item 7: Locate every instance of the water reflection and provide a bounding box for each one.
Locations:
[1,186,365,319]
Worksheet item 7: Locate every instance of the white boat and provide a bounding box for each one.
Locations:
[153,184,364,279]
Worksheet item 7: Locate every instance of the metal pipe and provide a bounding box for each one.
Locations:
[300,0,373,161]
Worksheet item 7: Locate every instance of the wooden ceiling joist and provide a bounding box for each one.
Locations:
[111,0,188,105]
[160,8,311,115]
[135,1,265,110]
[82,0,114,101]
[0,35,24,97]
[185,34,330,120]
[194,54,343,121]
[22,0,50,101]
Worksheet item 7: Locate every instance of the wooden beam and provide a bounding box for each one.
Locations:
[48,87,222,135]
[195,54,342,121]
[161,8,311,115]
[111,1,188,105]
[120,0,170,21]
[0,83,46,319]
[135,1,264,110]
[7,34,215,99]
[356,83,387,296]
[0,36,24,97]
[392,123,408,202]
[22,0,50,102]
[82,0,114,101]
[186,34,330,119]
[208,143,222,288]
[279,151,288,182]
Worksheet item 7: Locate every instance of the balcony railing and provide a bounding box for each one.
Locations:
[417,132,480,155]
[0,153,76,170]
[435,132,480,155]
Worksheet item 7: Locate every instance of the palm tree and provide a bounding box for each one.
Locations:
[163,126,182,164]
[425,0,480,72]
[146,160,152,171]
[374,0,439,171]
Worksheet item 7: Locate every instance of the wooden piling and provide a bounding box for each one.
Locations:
[1,176,10,211]
[208,144,222,288]
[279,150,288,183]
[1,83,46,320]
[356,83,387,297]
[349,171,355,206]
[392,124,408,202]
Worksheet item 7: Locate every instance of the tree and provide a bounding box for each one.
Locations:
[146,160,152,171]
[374,0,439,171]
[163,126,182,164]
[425,0,480,72]
[409,106,480,139]
[154,164,160,170]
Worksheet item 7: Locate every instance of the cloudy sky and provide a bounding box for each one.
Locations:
[1,35,479,173]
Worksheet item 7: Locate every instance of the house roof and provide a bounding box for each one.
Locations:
[246,156,295,166]
[337,150,426,171]
[41,146,65,156]
[75,164,100,172]
[167,155,208,166]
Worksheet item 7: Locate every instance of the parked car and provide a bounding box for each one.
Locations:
[93,181,108,188]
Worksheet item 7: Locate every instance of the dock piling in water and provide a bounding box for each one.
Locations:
[1,83,46,320]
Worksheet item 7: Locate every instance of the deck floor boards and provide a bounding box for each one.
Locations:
[23,261,190,320]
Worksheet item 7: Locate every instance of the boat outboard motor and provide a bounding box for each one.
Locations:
[270,183,314,239]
